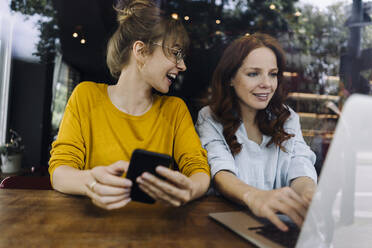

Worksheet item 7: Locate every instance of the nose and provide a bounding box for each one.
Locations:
[260,75,271,88]
[177,59,187,72]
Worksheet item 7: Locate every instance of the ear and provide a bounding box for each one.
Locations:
[132,40,147,66]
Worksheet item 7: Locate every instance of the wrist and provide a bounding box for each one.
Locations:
[190,180,201,200]
[291,177,316,195]
[82,170,95,196]
[189,172,210,200]
[242,188,261,207]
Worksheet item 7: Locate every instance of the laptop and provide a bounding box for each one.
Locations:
[209,94,372,248]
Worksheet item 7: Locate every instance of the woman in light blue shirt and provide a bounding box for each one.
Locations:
[196,33,317,232]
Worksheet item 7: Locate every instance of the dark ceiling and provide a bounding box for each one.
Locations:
[53,0,118,83]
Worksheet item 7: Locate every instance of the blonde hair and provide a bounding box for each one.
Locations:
[106,0,190,78]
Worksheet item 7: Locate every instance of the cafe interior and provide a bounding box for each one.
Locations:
[0,0,372,247]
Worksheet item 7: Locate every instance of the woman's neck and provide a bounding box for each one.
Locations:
[240,103,263,145]
[239,103,257,127]
[108,67,153,116]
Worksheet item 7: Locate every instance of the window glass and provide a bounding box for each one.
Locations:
[162,0,372,175]
[50,53,81,139]
[0,5,14,145]
[6,0,372,174]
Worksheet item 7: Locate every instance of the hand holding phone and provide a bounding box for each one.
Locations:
[85,161,132,210]
[126,149,172,204]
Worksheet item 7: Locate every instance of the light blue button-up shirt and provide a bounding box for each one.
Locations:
[196,106,317,190]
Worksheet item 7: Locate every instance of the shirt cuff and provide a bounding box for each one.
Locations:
[210,160,237,179]
[287,158,318,186]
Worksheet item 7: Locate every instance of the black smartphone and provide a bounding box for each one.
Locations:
[126,149,173,204]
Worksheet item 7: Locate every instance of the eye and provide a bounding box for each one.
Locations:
[270,72,278,77]
[247,72,258,77]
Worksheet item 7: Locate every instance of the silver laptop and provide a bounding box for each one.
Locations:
[209,94,372,248]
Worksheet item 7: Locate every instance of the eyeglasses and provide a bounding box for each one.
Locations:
[152,42,186,64]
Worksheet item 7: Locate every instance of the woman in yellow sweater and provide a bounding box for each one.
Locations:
[49,0,210,210]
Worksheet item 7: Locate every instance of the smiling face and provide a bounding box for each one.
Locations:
[231,46,278,115]
[141,41,186,94]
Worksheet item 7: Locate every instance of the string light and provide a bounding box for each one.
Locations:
[73,25,83,41]
[216,19,221,24]
[283,72,298,77]
[184,16,190,21]
[269,4,276,10]
[80,38,86,44]
[171,13,179,20]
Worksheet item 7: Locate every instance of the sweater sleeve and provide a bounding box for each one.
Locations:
[172,100,210,177]
[48,86,86,183]
[195,107,237,179]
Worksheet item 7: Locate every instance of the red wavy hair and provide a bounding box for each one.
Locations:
[209,33,293,156]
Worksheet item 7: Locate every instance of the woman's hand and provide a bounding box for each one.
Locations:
[136,166,198,207]
[300,187,316,206]
[85,160,133,210]
[290,176,317,207]
[243,187,307,231]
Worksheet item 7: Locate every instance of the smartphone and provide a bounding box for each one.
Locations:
[126,149,173,204]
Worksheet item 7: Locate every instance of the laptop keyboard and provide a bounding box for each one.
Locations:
[248,222,300,248]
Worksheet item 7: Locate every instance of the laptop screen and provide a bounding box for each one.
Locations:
[297,94,372,248]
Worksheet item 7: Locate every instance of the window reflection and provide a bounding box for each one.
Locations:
[3,0,371,174]
[50,53,81,140]
[168,0,372,175]
[0,13,13,145]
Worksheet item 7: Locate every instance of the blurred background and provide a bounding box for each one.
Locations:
[0,0,371,178]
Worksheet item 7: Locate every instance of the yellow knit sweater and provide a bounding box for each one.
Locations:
[49,82,210,183]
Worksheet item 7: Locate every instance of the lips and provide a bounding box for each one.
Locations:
[166,73,177,84]
[253,93,270,101]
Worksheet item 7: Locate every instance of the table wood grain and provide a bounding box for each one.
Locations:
[0,189,254,248]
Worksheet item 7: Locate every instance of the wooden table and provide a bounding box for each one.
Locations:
[0,189,253,247]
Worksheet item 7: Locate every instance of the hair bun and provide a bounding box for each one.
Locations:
[115,0,155,24]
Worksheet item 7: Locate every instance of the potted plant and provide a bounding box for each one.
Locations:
[0,129,24,174]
